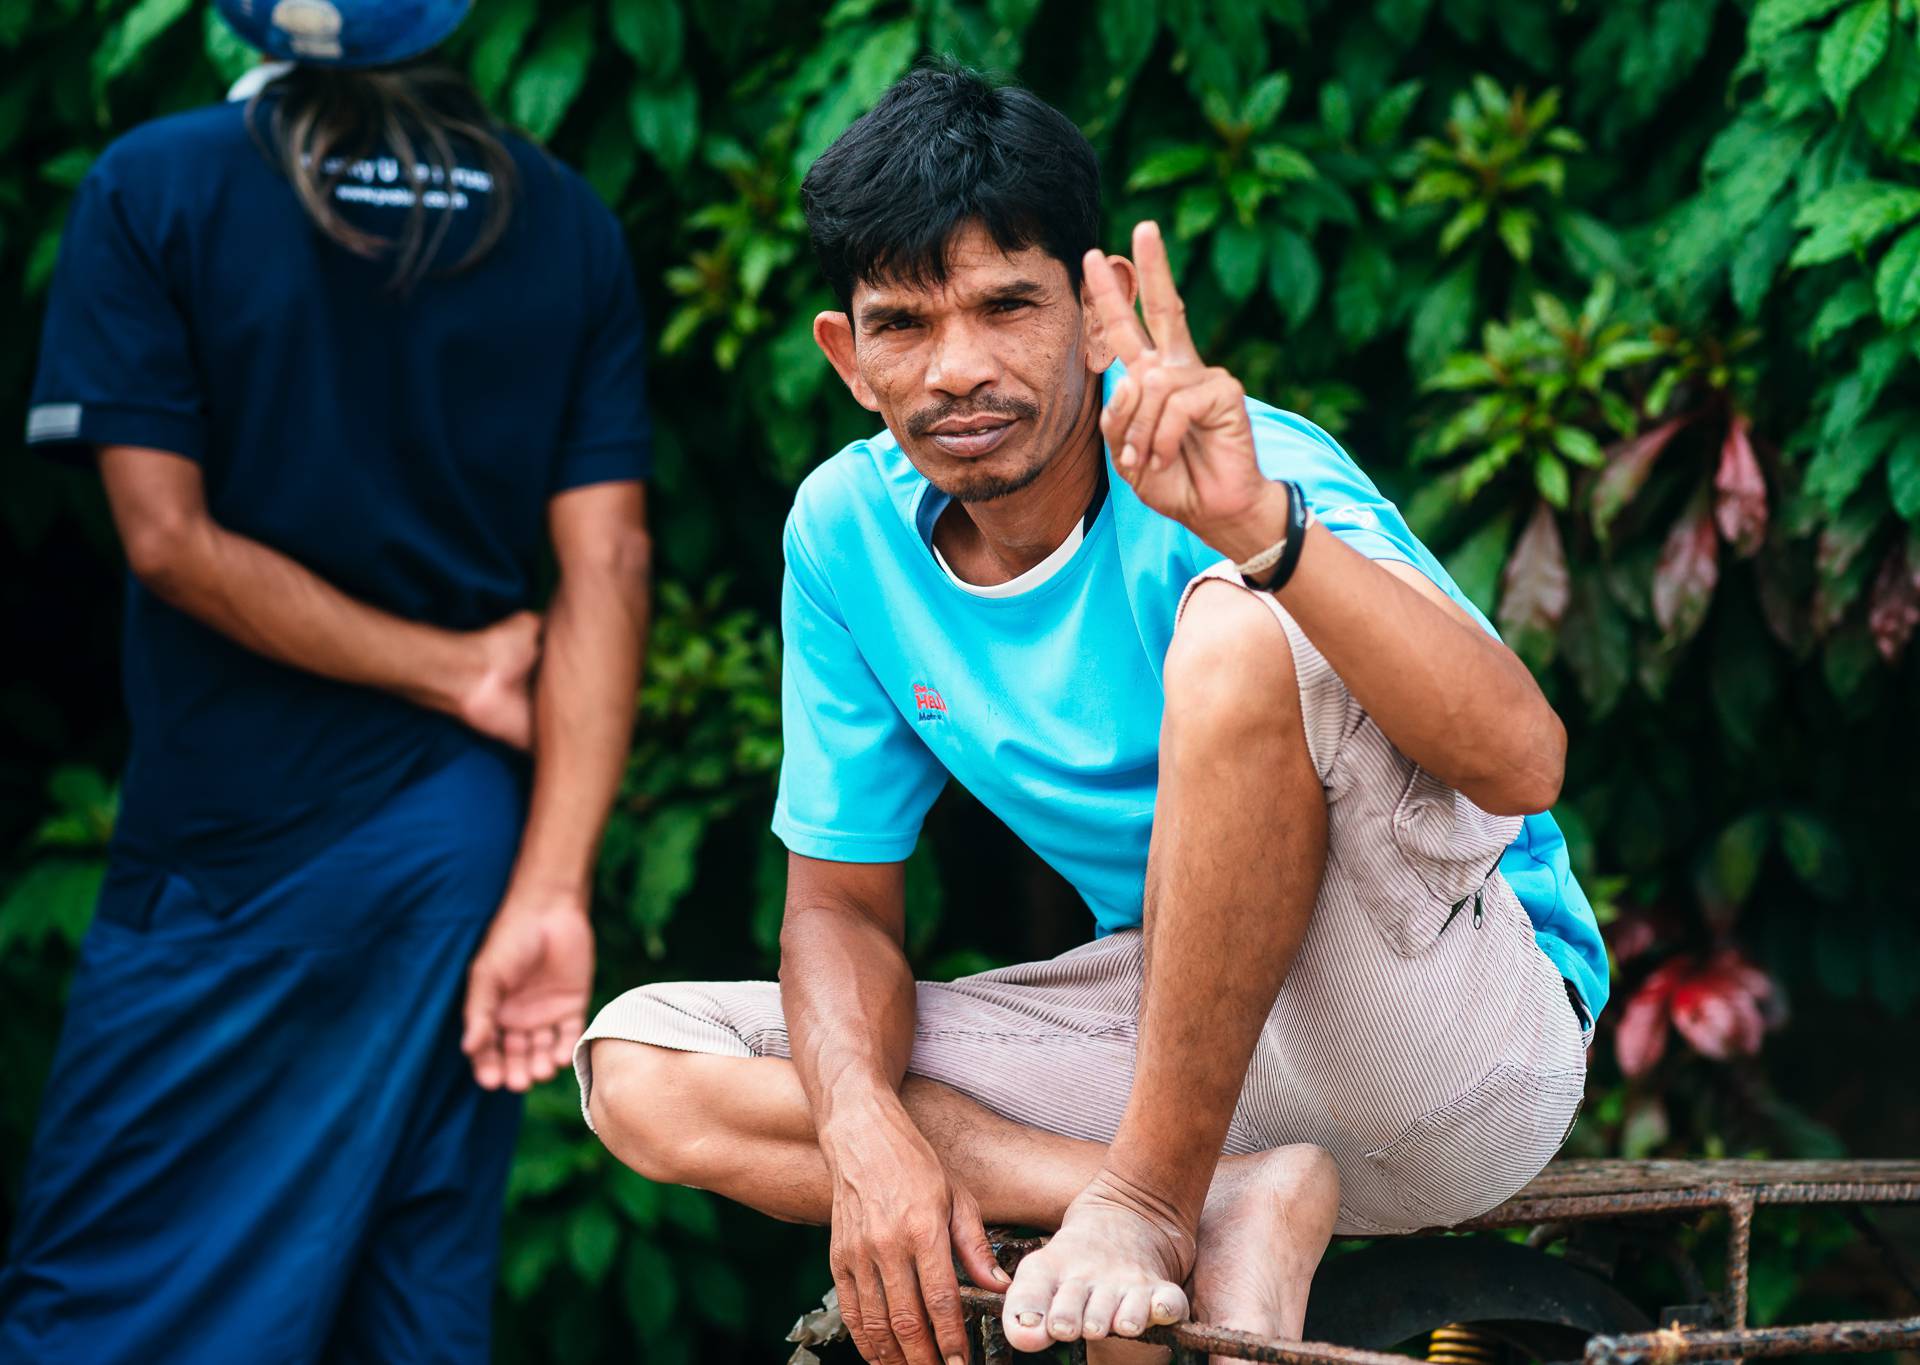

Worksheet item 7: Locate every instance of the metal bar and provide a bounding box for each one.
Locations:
[958,1285,1414,1365]
[1583,1315,1920,1365]
[1459,1181,1920,1231]
[1725,1192,1753,1331]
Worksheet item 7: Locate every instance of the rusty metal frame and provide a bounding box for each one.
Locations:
[956,1161,1920,1365]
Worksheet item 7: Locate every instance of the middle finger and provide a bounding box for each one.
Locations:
[1133,220,1199,361]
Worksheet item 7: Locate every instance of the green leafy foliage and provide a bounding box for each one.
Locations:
[4,0,1919,1359]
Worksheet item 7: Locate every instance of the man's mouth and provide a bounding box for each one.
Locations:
[925,415,1016,457]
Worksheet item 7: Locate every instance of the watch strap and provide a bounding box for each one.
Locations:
[1236,481,1312,592]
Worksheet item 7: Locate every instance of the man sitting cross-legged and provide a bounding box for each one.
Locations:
[578,67,1605,1365]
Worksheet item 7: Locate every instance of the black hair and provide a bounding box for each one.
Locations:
[800,64,1101,310]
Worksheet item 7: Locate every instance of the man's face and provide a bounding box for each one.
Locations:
[818,224,1100,503]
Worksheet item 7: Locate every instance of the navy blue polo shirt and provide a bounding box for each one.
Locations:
[27,93,651,907]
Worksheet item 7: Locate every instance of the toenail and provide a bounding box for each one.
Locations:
[1117,1319,1140,1334]
[1051,1318,1074,1333]
[1015,1312,1042,1328]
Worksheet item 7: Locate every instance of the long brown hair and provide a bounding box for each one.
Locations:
[252,62,518,292]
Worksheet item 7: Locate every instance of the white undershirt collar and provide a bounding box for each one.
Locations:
[931,514,1087,599]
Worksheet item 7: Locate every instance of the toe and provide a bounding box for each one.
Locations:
[1048,1279,1092,1341]
[1081,1284,1123,1339]
[1149,1280,1189,1325]
[1113,1286,1155,1338]
[1003,1254,1060,1353]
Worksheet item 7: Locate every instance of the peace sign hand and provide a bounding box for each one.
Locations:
[1084,222,1288,562]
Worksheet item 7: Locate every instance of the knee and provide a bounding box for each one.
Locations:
[586,1040,700,1185]
[1162,583,1300,754]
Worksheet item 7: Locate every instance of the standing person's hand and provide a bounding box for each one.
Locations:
[821,1101,1010,1365]
[1085,222,1294,563]
[461,891,593,1090]
[455,610,543,750]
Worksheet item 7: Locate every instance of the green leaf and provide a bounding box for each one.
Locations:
[1099,0,1159,70]
[1534,451,1571,508]
[1803,413,1900,510]
[1442,510,1514,616]
[1365,80,1425,145]
[1211,220,1264,302]
[1173,183,1223,239]
[621,1242,680,1332]
[1497,207,1535,264]
[510,9,594,141]
[1265,226,1321,329]
[1855,25,1920,146]
[1250,142,1316,183]
[626,805,708,953]
[39,148,93,189]
[630,76,699,172]
[1127,143,1211,191]
[1810,277,1876,345]
[1333,239,1394,346]
[94,0,192,85]
[567,1204,620,1287]
[1730,196,1797,318]
[1407,260,1478,377]
[1244,72,1291,131]
[470,0,538,104]
[611,0,685,78]
[1790,180,1920,266]
[1553,426,1606,468]
[1887,428,1920,521]
[1779,810,1849,893]
[1874,224,1920,327]
[1817,0,1890,111]
[1315,80,1350,139]
[202,6,255,84]
[1750,0,1853,49]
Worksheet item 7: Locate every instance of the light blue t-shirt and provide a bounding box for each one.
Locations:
[772,366,1609,1022]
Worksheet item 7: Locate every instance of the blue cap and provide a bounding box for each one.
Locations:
[214,0,471,69]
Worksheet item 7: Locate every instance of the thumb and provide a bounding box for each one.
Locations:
[949,1191,1009,1289]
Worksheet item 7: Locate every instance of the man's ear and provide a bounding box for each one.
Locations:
[1082,253,1141,372]
[813,310,881,413]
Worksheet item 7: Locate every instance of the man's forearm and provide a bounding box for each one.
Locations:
[779,900,920,1151]
[500,551,650,901]
[1206,484,1564,813]
[1272,524,1564,811]
[136,508,477,714]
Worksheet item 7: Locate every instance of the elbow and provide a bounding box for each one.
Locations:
[1472,708,1567,816]
[120,511,204,598]
[585,525,653,592]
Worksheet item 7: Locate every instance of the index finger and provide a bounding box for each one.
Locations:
[1081,246,1148,367]
[1132,220,1198,361]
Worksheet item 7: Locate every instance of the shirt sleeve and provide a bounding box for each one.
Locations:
[771,516,947,863]
[26,165,207,464]
[552,203,652,493]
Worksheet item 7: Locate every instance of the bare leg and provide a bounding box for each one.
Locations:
[590,1041,1337,1365]
[1003,583,1330,1353]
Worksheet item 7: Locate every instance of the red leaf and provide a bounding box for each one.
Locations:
[1614,959,1687,1079]
[1652,497,1720,643]
[1712,414,1767,557]
[1867,546,1920,663]
[1591,416,1691,539]
[1669,949,1778,1061]
[1497,500,1571,641]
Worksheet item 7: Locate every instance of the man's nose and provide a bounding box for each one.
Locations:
[924,319,998,396]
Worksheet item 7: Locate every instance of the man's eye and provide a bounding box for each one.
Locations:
[878,318,919,332]
[991,299,1031,314]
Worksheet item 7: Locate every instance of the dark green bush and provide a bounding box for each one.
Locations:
[4,1,1917,1359]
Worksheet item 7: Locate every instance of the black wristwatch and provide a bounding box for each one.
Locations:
[1235,480,1312,592]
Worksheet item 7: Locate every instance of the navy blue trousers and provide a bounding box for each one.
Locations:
[1,747,525,1364]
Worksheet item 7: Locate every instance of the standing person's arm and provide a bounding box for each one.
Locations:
[98,444,541,747]
[461,481,652,1092]
[780,855,1009,1365]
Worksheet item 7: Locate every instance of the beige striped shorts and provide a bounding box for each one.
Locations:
[577,564,1590,1236]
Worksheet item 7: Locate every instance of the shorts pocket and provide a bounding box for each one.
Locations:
[1362,1062,1586,1231]
[1392,765,1522,903]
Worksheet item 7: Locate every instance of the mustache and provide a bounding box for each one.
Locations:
[905,394,1039,439]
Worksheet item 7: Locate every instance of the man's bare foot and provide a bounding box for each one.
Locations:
[1190,1144,1341,1363]
[1076,1146,1341,1365]
[1001,1171,1194,1353]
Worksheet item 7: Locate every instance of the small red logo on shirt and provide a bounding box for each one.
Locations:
[912,683,948,721]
